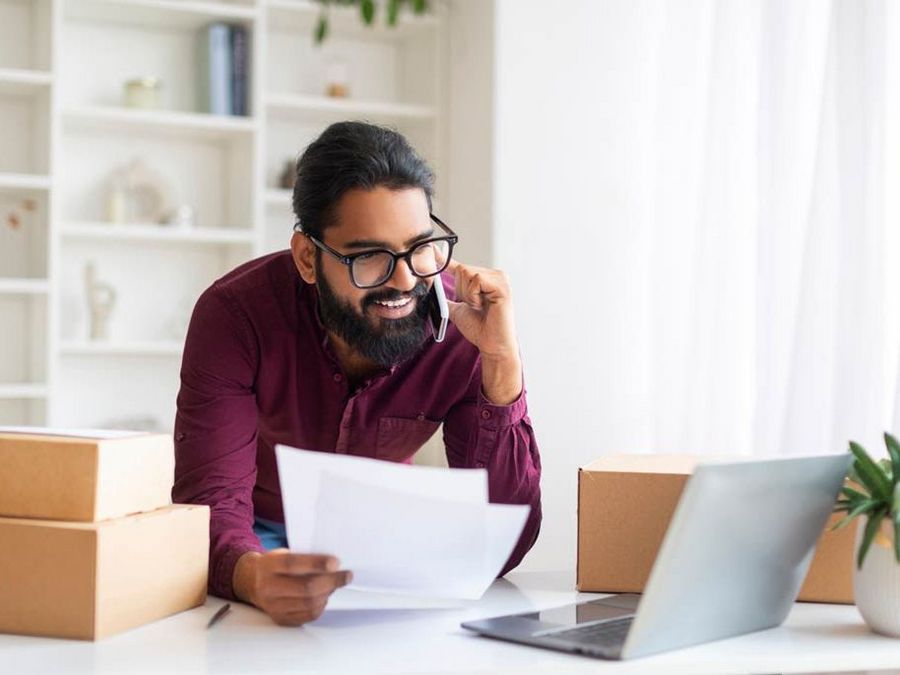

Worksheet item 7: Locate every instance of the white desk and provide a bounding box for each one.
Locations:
[4,571,900,674]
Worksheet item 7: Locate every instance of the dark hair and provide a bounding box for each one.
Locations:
[292,121,435,239]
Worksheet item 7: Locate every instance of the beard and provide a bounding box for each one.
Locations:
[315,260,430,368]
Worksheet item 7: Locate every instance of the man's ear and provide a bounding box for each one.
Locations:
[291,231,317,284]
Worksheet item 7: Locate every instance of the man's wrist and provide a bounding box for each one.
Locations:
[480,352,523,405]
[233,550,263,606]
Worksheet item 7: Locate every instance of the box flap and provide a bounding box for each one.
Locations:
[0,505,206,531]
[0,426,149,440]
[580,454,707,475]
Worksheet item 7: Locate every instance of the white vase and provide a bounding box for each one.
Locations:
[854,515,900,637]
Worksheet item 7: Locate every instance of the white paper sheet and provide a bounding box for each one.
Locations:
[274,444,529,602]
[325,588,464,611]
[275,444,489,551]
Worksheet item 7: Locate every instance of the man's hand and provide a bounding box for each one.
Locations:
[233,549,352,626]
[444,259,522,405]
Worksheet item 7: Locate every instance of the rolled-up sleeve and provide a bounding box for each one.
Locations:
[443,362,542,576]
[172,285,265,600]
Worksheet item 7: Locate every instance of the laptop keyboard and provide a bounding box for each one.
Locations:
[543,617,634,649]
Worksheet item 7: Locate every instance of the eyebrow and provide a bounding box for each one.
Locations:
[343,228,435,251]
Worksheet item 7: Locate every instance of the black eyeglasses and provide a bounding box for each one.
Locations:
[295,214,458,289]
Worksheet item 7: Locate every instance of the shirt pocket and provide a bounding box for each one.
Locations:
[376,416,441,464]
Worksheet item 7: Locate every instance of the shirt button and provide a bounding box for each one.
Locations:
[481,409,491,420]
[475,461,485,468]
[175,432,186,442]
[416,413,425,421]
[333,373,343,383]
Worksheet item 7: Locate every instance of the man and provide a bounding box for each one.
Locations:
[173,121,541,626]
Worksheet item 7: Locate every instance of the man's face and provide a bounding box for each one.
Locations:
[313,186,435,368]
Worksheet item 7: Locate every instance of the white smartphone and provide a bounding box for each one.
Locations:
[428,277,449,342]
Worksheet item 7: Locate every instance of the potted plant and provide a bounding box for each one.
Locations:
[313,0,430,44]
[834,433,900,636]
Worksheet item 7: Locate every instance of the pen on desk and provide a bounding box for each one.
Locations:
[207,603,231,629]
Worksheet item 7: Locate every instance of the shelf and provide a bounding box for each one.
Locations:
[60,341,184,357]
[265,189,293,207]
[66,0,258,30]
[0,173,51,194]
[62,105,257,142]
[59,222,256,245]
[266,93,435,121]
[0,69,53,96]
[0,278,49,295]
[0,384,49,400]
[266,0,437,39]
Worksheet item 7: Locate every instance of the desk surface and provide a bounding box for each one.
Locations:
[4,570,900,674]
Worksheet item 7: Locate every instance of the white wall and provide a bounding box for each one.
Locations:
[444,0,495,269]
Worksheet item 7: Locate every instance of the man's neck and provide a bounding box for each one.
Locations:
[326,330,382,386]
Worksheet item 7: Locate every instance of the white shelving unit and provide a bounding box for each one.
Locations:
[60,222,257,244]
[0,0,446,430]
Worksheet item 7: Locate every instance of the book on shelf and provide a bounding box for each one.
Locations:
[231,24,248,117]
[197,22,249,116]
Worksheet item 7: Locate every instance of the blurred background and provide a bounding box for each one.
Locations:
[0,0,897,573]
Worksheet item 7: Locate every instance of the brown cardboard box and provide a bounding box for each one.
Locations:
[577,454,856,604]
[0,504,209,640]
[0,430,174,521]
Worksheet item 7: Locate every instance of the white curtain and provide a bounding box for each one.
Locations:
[489,0,897,571]
[647,0,893,458]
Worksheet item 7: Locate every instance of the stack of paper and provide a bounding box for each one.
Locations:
[274,445,530,603]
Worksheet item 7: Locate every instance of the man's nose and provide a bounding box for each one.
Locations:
[385,257,418,292]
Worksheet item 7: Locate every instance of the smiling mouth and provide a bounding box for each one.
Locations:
[369,296,416,319]
[374,297,412,309]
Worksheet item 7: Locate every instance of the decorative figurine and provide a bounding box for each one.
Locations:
[85,262,116,341]
[105,158,173,225]
[123,77,162,109]
[160,205,196,229]
[325,60,350,98]
[279,159,296,190]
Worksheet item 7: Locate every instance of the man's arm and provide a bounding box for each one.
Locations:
[440,259,542,574]
[174,285,354,622]
[173,286,265,600]
[443,365,542,574]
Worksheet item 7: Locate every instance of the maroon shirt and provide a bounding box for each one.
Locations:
[172,251,542,600]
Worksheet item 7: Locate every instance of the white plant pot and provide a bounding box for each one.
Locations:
[854,516,900,637]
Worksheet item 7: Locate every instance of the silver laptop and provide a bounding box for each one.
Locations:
[462,454,851,660]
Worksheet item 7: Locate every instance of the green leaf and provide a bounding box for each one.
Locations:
[412,0,427,13]
[894,506,900,564]
[885,432,900,486]
[850,441,892,500]
[841,485,870,501]
[387,0,400,25]
[361,0,375,25]
[880,458,894,483]
[834,499,880,530]
[315,14,328,44]
[858,510,887,569]
[893,484,900,562]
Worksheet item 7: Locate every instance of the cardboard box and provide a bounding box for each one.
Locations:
[577,454,856,604]
[0,430,174,521]
[0,504,209,640]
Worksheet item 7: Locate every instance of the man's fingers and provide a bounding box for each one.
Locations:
[266,550,340,575]
[270,595,331,625]
[262,570,352,599]
[447,299,462,322]
[269,591,333,616]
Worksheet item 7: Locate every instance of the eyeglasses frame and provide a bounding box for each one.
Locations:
[295,214,459,289]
